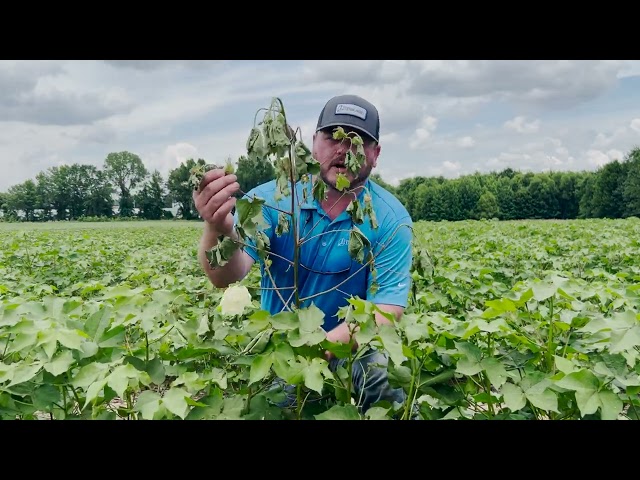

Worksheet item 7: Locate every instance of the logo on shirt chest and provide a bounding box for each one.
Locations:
[337,238,348,247]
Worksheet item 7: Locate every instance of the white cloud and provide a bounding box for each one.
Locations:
[585,149,625,168]
[409,116,438,149]
[457,136,476,148]
[504,116,541,133]
[2,60,640,193]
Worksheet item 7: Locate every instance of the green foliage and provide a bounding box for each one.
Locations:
[1,217,640,419]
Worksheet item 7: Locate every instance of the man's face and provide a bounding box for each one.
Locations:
[312,127,381,192]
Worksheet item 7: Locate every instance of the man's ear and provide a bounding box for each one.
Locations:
[373,144,381,168]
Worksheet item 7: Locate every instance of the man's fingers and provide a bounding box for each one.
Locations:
[211,196,236,225]
[198,168,227,193]
[200,181,239,220]
[195,174,237,211]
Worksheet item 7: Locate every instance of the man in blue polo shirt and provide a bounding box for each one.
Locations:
[193,94,414,414]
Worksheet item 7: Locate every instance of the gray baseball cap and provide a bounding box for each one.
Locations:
[316,94,380,142]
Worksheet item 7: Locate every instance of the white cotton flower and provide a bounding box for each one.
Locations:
[219,285,253,316]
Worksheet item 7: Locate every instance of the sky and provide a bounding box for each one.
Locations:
[1,59,640,192]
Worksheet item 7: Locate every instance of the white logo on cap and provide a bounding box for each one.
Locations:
[335,103,367,120]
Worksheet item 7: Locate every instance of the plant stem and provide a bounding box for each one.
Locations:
[2,333,12,360]
[145,333,149,364]
[243,385,253,416]
[546,297,555,373]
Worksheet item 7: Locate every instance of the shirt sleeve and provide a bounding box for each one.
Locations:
[366,213,414,308]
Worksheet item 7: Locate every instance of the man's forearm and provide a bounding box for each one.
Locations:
[198,223,252,288]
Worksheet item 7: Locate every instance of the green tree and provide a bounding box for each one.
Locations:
[235,155,276,196]
[622,147,640,217]
[476,190,500,219]
[370,172,398,197]
[167,158,206,220]
[136,170,166,220]
[591,159,627,218]
[527,174,560,219]
[6,180,38,221]
[35,171,55,221]
[104,151,148,217]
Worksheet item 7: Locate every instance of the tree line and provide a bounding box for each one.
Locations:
[1,146,638,223]
[0,153,276,222]
[390,146,640,222]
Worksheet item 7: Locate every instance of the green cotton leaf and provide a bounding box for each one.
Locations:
[376,324,405,366]
[288,328,326,348]
[303,357,331,394]
[172,372,206,392]
[481,297,517,319]
[555,370,600,392]
[6,332,38,355]
[205,368,228,390]
[272,355,305,386]
[275,212,290,236]
[270,311,298,331]
[236,196,267,237]
[84,306,112,342]
[0,304,21,328]
[83,379,108,408]
[346,200,364,225]
[249,352,273,385]
[135,390,163,420]
[388,364,413,390]
[162,387,190,419]
[348,226,370,264]
[44,350,75,377]
[598,390,624,420]
[362,193,378,229]
[37,330,58,360]
[365,407,391,420]
[315,404,361,420]
[32,385,61,411]
[353,316,377,347]
[480,357,508,388]
[206,235,240,269]
[336,174,350,191]
[145,357,166,385]
[107,363,144,399]
[531,282,556,302]
[98,325,126,348]
[196,314,209,336]
[0,363,16,384]
[609,326,640,354]
[299,304,325,332]
[456,357,483,376]
[574,389,601,416]
[455,341,483,363]
[79,341,99,359]
[398,315,429,345]
[525,387,558,412]
[501,382,526,411]
[312,179,327,203]
[554,355,578,374]
[7,362,42,387]
[56,329,85,350]
[72,362,110,389]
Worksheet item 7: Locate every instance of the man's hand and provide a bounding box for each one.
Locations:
[193,168,240,237]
